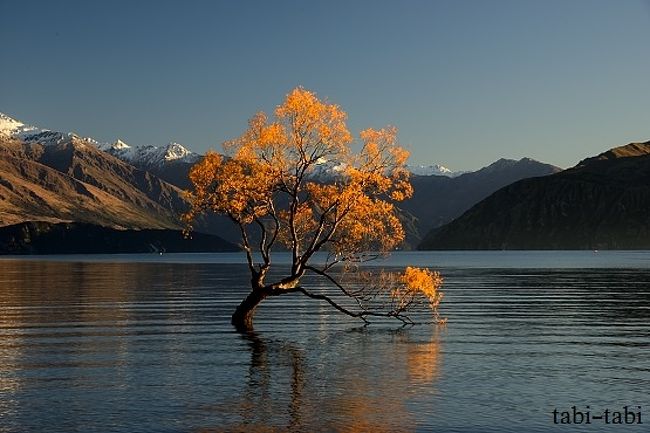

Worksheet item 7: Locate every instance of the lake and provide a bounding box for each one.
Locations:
[0,251,649,432]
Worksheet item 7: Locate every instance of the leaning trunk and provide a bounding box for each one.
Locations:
[231,288,268,331]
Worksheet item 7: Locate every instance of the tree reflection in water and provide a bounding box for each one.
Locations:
[199,329,442,433]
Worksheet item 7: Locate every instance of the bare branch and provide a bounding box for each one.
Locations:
[292,287,420,326]
[254,218,270,268]
[304,265,351,297]
[292,286,369,324]
[265,201,280,256]
[228,214,257,276]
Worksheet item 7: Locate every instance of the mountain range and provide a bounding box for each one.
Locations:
[405,163,465,177]
[401,157,561,244]
[419,140,650,249]
[0,112,240,253]
[1,113,462,179]
[1,111,604,253]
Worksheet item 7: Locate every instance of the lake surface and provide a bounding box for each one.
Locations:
[0,251,649,432]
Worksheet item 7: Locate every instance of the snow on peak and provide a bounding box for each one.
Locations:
[112,139,131,150]
[307,157,348,180]
[2,111,202,168]
[308,158,462,180]
[406,163,462,177]
[0,112,81,146]
[163,142,196,162]
[96,139,138,162]
[3,111,461,175]
[100,141,200,168]
[1,112,42,137]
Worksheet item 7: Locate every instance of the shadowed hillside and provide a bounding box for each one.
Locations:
[419,141,650,250]
[400,158,561,245]
[0,221,238,254]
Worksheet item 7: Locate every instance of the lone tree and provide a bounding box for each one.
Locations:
[184,87,443,330]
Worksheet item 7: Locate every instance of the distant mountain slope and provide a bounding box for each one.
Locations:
[0,221,237,254]
[144,155,561,247]
[38,138,187,218]
[0,135,184,229]
[0,111,563,249]
[0,113,249,245]
[400,157,562,244]
[419,141,650,250]
[145,160,202,190]
[0,140,159,228]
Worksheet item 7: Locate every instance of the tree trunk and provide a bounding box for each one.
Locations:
[231,288,268,332]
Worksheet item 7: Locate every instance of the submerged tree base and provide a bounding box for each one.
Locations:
[230,271,446,331]
[231,289,268,332]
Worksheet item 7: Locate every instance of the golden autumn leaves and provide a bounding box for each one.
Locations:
[184,87,443,325]
[397,267,444,319]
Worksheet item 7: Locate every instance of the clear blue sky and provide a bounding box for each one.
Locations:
[1,0,649,170]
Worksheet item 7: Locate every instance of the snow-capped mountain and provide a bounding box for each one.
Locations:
[406,163,464,177]
[1,112,199,168]
[3,111,458,175]
[0,112,81,146]
[98,140,200,168]
[306,157,348,180]
[308,158,464,179]
[1,112,40,137]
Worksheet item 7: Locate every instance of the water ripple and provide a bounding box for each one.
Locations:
[0,255,649,432]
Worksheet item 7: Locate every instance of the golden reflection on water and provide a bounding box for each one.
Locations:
[0,260,442,432]
[199,330,442,433]
[407,333,442,386]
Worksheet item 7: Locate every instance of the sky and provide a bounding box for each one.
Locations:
[1,0,649,171]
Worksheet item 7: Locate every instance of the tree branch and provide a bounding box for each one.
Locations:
[291,287,417,326]
[291,286,369,324]
[254,217,271,269]
[233,216,256,277]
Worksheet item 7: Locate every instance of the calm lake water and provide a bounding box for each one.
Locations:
[0,251,649,432]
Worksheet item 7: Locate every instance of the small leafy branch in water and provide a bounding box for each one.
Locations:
[183,87,444,330]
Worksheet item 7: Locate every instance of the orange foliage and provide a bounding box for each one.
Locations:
[397,267,444,310]
[184,87,443,325]
[185,87,412,259]
[348,265,445,323]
